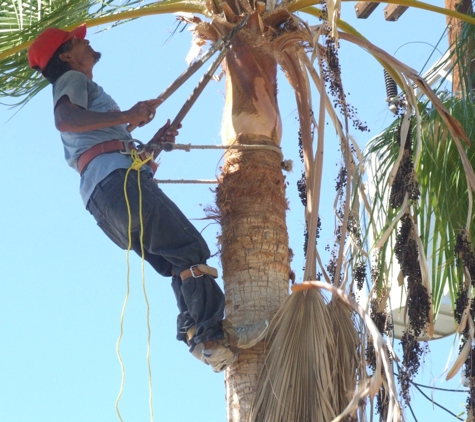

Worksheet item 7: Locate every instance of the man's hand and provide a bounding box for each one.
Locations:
[150,119,181,145]
[124,99,163,128]
[147,120,182,158]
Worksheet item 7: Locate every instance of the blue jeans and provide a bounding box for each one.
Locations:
[86,169,225,345]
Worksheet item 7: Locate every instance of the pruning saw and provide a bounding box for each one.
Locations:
[126,14,249,137]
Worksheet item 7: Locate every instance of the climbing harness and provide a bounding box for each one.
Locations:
[179,264,219,281]
[77,139,158,175]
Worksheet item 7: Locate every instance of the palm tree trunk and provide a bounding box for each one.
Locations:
[216,32,291,421]
[445,0,474,94]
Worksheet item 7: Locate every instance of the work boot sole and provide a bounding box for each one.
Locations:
[202,344,235,373]
[235,319,269,349]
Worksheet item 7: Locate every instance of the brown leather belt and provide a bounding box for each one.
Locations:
[77,139,157,175]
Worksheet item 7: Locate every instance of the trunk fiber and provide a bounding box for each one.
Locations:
[216,134,290,421]
[445,0,474,94]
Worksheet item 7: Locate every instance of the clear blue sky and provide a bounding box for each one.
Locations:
[0,2,468,421]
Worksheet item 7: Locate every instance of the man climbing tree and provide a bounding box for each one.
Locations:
[27,23,268,373]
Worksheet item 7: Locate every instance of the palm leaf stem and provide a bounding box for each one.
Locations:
[302,54,322,281]
[279,51,316,275]
[339,31,475,207]
[295,0,475,26]
[303,7,403,85]
[85,0,206,28]
[0,0,206,62]
[333,160,352,288]
[298,49,352,283]
[415,222,435,337]
[300,48,371,289]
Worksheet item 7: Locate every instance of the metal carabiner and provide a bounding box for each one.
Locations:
[120,139,146,155]
[132,139,146,154]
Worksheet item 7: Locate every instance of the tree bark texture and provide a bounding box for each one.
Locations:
[445,0,474,94]
[217,135,290,421]
[216,32,291,421]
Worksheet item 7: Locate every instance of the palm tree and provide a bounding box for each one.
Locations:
[3,0,475,420]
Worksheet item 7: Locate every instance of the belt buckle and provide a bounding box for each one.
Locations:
[190,265,203,278]
[120,139,145,155]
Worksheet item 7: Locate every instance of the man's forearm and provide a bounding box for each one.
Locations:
[55,96,158,133]
[55,102,128,133]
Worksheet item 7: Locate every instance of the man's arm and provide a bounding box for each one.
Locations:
[54,95,162,133]
[149,119,181,144]
[148,119,182,158]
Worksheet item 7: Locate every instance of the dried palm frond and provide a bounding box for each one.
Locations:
[296,282,403,421]
[249,288,340,422]
[268,23,394,422]
[327,298,364,416]
[339,30,472,171]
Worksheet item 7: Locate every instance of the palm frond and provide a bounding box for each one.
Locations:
[287,282,403,421]
[0,0,202,106]
[328,298,363,416]
[365,91,475,321]
[2,0,92,104]
[296,0,475,26]
[250,289,341,422]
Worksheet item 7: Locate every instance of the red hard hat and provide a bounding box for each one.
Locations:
[28,23,87,71]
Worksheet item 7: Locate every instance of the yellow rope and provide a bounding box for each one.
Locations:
[115,168,132,422]
[115,150,155,422]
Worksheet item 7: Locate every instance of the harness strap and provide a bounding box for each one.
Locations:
[186,326,196,344]
[180,264,218,281]
[77,139,158,175]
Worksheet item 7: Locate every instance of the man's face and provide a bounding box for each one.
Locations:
[60,36,101,74]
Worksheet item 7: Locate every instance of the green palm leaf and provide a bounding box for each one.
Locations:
[0,0,175,105]
[364,31,475,321]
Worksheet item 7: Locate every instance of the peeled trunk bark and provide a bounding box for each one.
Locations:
[216,32,291,421]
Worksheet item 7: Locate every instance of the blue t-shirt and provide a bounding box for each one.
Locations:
[53,71,150,206]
